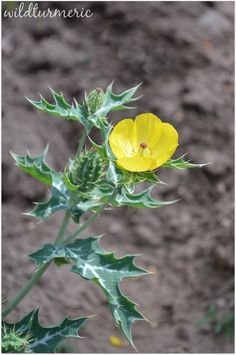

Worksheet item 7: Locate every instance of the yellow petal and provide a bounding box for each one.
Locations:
[117,156,156,172]
[152,123,178,158]
[109,335,125,347]
[132,113,163,150]
[149,146,178,170]
[108,119,134,159]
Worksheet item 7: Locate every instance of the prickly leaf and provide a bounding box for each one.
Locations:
[163,154,207,169]
[97,82,141,116]
[3,309,88,353]
[29,236,149,347]
[26,174,105,223]
[112,187,177,208]
[11,146,59,185]
[26,174,69,220]
[27,88,92,131]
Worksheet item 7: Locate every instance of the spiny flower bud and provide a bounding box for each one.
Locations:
[67,150,103,192]
[2,326,31,353]
[86,88,104,114]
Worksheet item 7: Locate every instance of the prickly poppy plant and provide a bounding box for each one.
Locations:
[2,83,205,352]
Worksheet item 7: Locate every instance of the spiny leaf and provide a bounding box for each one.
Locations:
[25,174,69,220]
[26,88,92,131]
[3,309,88,353]
[10,146,60,185]
[163,154,207,169]
[68,199,102,224]
[27,83,141,132]
[113,187,178,208]
[29,236,149,347]
[97,82,142,116]
[106,160,124,186]
[26,174,109,223]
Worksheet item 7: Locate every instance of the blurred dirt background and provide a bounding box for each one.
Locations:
[2,1,234,353]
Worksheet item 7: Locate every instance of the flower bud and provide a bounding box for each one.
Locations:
[86,88,104,113]
[2,326,31,353]
[66,150,103,192]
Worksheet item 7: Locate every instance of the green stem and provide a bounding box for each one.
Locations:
[76,129,87,158]
[55,209,71,245]
[63,188,118,245]
[2,210,71,318]
[2,264,48,318]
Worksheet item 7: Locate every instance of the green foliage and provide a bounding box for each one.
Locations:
[113,187,177,209]
[25,173,69,220]
[3,309,88,353]
[197,305,234,341]
[26,172,103,223]
[29,236,149,347]
[26,88,92,131]
[214,313,234,340]
[163,154,207,169]
[96,82,141,116]
[10,146,59,186]
[27,83,141,132]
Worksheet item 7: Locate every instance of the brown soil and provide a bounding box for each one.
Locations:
[2,1,234,353]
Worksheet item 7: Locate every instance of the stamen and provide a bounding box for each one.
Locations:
[140,143,147,149]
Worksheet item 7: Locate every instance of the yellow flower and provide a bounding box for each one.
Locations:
[108,113,179,172]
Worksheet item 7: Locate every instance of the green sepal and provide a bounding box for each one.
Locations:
[63,167,79,191]
[135,171,165,184]
[3,309,88,353]
[10,146,60,185]
[89,138,107,159]
[113,187,178,208]
[163,154,207,169]
[29,236,149,347]
[120,170,165,187]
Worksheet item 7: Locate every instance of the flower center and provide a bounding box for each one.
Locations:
[137,143,151,157]
[140,143,148,149]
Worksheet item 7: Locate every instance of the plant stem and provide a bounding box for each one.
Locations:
[76,129,87,158]
[2,210,71,318]
[63,189,118,245]
[55,209,71,244]
[2,264,48,318]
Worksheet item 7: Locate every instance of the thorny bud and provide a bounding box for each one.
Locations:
[86,88,104,114]
[2,326,31,353]
[67,150,103,192]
